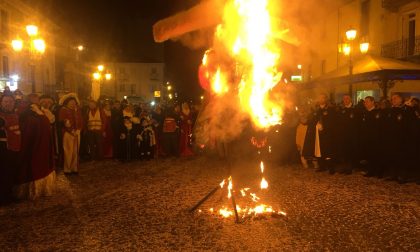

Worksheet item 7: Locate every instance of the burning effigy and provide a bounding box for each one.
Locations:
[154,0,296,221]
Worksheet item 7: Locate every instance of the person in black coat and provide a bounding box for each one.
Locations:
[382,93,414,182]
[336,94,359,174]
[117,116,139,162]
[314,94,337,174]
[111,101,123,160]
[358,96,384,177]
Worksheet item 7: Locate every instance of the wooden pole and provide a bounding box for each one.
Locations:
[230,191,240,223]
[189,185,220,213]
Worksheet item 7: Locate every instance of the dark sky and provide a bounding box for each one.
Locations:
[33,0,205,100]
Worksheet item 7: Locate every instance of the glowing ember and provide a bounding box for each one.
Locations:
[240,188,250,197]
[204,162,285,220]
[251,136,268,148]
[219,207,234,218]
[220,179,226,188]
[250,193,260,202]
[260,161,268,189]
[260,177,268,189]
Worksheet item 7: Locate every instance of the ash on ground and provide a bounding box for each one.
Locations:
[0,157,419,251]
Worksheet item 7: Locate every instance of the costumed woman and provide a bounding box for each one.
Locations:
[15,93,56,200]
[58,93,83,175]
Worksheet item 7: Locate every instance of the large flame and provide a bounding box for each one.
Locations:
[202,0,284,128]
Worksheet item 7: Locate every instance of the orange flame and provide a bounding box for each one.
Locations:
[227,176,233,199]
[201,0,284,129]
[212,68,229,95]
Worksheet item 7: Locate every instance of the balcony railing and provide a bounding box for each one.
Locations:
[382,0,414,11]
[381,36,420,59]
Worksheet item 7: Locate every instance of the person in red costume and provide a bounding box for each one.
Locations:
[58,93,83,175]
[15,93,56,200]
[179,102,194,157]
[0,94,21,204]
[102,100,113,158]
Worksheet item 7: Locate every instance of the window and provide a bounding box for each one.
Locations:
[408,13,416,56]
[360,0,370,36]
[119,84,125,92]
[150,67,159,80]
[356,90,380,103]
[0,10,9,38]
[130,84,136,94]
[2,56,9,77]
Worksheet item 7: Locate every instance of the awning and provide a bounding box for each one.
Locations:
[307,55,420,88]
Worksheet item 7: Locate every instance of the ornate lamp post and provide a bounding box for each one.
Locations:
[11,24,46,93]
[91,65,112,101]
[340,28,369,98]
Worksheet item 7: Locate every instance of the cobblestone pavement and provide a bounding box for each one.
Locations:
[0,157,419,251]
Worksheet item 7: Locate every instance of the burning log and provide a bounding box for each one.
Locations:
[189,185,220,213]
[152,0,301,46]
[153,0,225,43]
[230,190,240,223]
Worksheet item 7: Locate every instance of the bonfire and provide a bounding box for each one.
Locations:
[155,0,290,222]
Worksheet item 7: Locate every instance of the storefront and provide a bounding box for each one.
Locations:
[0,75,19,92]
[301,55,420,103]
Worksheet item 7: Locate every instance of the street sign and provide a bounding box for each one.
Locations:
[154,91,161,97]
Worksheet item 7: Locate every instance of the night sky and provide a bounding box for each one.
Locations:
[33,0,205,100]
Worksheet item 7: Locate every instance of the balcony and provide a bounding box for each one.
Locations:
[382,0,415,11]
[381,36,420,59]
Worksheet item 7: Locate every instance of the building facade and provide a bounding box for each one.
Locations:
[300,0,420,102]
[64,62,165,102]
[0,0,58,95]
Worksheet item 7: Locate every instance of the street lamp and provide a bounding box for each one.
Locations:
[345,28,357,41]
[32,39,46,53]
[340,28,369,97]
[91,65,112,100]
[93,72,101,80]
[26,25,38,37]
[11,39,23,52]
[77,45,84,51]
[10,24,47,93]
[360,42,369,54]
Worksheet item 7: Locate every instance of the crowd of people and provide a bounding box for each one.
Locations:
[1,88,419,205]
[293,93,420,184]
[0,89,199,205]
